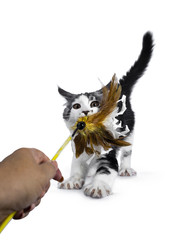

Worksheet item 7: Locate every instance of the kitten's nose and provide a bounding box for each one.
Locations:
[82,111,89,116]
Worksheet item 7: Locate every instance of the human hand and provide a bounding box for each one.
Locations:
[0,148,63,224]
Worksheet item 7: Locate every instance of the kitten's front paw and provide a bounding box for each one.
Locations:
[58,177,84,190]
[84,181,111,198]
[119,168,137,176]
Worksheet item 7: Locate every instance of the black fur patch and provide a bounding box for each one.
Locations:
[96,166,111,174]
[96,149,118,175]
[116,32,153,134]
[120,32,154,98]
[115,103,135,133]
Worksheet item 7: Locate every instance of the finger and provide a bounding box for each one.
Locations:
[24,204,36,213]
[30,148,50,164]
[40,161,57,182]
[51,161,63,182]
[39,191,45,199]
[51,160,58,171]
[30,149,63,182]
[33,199,41,208]
[14,210,24,219]
[24,199,41,214]
[18,211,30,219]
[14,199,42,220]
[13,210,29,219]
[54,168,64,182]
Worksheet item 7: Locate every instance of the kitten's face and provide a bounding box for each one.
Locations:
[58,87,103,128]
[69,94,100,122]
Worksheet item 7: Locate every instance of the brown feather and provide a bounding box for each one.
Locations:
[73,75,130,158]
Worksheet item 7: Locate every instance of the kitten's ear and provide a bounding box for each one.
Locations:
[58,86,76,101]
[95,80,111,95]
[96,74,119,94]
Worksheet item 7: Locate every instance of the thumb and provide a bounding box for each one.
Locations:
[39,161,57,182]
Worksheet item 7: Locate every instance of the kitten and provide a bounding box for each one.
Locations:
[57,32,154,198]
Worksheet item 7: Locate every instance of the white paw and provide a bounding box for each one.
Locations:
[84,181,111,198]
[58,177,84,190]
[119,168,137,176]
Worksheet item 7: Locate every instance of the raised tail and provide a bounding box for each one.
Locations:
[120,32,154,97]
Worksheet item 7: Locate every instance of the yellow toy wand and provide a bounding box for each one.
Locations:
[0,121,86,234]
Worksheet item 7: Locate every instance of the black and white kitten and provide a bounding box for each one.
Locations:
[58,32,153,198]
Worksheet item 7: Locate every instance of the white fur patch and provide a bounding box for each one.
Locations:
[66,95,100,129]
[119,131,137,176]
[58,176,85,189]
[118,123,130,137]
[84,170,117,198]
[103,94,129,138]
[117,95,127,115]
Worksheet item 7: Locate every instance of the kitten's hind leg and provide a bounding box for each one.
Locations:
[119,132,137,176]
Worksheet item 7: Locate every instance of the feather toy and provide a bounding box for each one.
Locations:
[72,74,130,158]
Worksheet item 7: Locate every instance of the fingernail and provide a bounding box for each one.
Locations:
[59,176,64,182]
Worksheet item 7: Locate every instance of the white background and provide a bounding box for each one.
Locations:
[0,0,180,239]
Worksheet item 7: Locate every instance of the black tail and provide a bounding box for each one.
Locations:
[120,32,154,97]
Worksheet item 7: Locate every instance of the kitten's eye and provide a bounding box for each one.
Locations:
[73,103,81,109]
[90,101,100,108]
